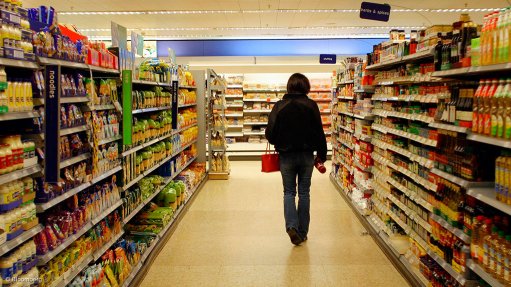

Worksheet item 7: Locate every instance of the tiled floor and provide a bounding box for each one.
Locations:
[140,161,409,287]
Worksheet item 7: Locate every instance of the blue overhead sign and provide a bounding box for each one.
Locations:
[360,2,391,22]
[319,54,336,64]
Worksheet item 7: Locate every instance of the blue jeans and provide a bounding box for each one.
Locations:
[279,151,314,239]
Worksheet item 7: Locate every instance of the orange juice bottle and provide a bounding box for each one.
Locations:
[484,79,499,135]
[473,80,485,132]
[478,80,491,134]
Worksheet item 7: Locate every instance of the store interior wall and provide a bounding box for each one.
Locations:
[175,56,346,74]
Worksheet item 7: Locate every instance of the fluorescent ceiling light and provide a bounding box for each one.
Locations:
[59,8,501,16]
[80,26,426,32]
[87,33,390,41]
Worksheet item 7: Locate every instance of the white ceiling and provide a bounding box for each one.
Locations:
[23,0,510,39]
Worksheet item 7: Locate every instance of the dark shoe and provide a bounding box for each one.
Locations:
[287,228,303,246]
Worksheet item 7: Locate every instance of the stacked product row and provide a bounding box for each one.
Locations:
[330,11,511,287]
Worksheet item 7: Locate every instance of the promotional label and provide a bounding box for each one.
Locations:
[319,54,336,64]
[122,70,133,145]
[360,2,391,22]
[44,65,60,183]
[111,21,128,49]
[171,81,178,130]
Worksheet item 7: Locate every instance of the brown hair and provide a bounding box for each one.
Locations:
[287,73,310,94]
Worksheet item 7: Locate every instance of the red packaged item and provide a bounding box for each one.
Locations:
[43,225,58,250]
[51,223,66,241]
[34,232,49,255]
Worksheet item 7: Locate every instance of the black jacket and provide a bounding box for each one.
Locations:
[265,93,327,162]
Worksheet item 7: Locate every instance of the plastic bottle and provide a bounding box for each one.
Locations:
[484,79,499,135]
[492,79,505,137]
[505,84,511,139]
[486,226,499,272]
[498,79,511,137]
[478,80,490,133]
[472,215,485,258]
[473,80,485,132]
[506,157,511,205]
[480,219,493,264]
[496,231,507,278]
[497,157,505,202]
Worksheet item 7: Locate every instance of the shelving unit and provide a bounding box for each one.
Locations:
[207,69,230,179]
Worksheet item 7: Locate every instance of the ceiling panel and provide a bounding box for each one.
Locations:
[21,0,510,39]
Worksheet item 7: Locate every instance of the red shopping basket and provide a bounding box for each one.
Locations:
[261,143,280,173]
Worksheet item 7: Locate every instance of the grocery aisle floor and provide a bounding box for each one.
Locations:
[140,161,409,287]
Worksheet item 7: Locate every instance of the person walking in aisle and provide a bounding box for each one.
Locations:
[265,73,328,246]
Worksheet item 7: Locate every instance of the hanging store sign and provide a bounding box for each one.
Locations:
[111,22,127,49]
[319,54,337,64]
[44,65,60,183]
[359,2,391,22]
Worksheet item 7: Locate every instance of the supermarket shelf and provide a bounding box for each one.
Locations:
[178,103,197,108]
[320,110,331,114]
[122,133,173,157]
[338,110,354,117]
[244,109,271,113]
[61,97,90,104]
[387,192,431,233]
[338,96,355,100]
[354,133,372,142]
[372,109,435,124]
[91,166,122,185]
[91,200,123,225]
[430,214,470,243]
[60,153,91,169]
[225,95,243,98]
[92,231,125,260]
[52,253,93,287]
[467,187,511,216]
[212,104,226,110]
[176,123,198,133]
[312,98,332,102]
[354,86,375,93]
[429,122,470,134]
[89,65,120,74]
[0,57,39,69]
[132,79,170,86]
[244,131,265,136]
[372,138,434,169]
[61,125,87,136]
[244,89,286,93]
[399,256,430,287]
[125,175,207,287]
[244,122,267,125]
[354,160,371,172]
[225,104,244,108]
[132,106,171,114]
[37,57,88,69]
[210,85,225,91]
[36,182,91,213]
[310,89,332,92]
[366,48,434,71]
[227,85,243,88]
[0,164,41,186]
[467,259,504,287]
[373,153,437,192]
[338,80,355,85]
[38,222,93,265]
[0,111,39,121]
[227,124,244,128]
[426,249,468,286]
[432,62,511,78]
[225,113,243,117]
[338,125,354,133]
[372,94,444,104]
[226,132,244,137]
[89,104,115,111]
[123,140,197,191]
[353,113,374,120]
[372,124,438,147]
[123,177,172,224]
[243,98,278,102]
[180,85,197,89]
[98,135,122,145]
[431,168,493,189]
[467,133,511,149]
[0,224,43,256]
